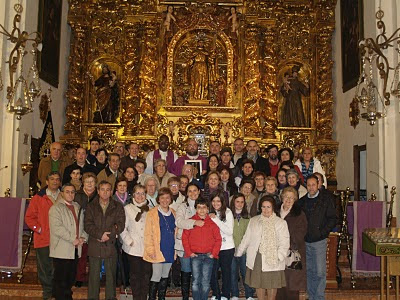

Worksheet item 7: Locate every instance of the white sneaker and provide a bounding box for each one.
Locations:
[231,297,239,300]
[246,298,255,300]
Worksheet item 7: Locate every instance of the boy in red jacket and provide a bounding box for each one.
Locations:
[182,198,222,300]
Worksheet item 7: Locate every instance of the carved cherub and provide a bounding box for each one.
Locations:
[227,7,239,35]
[164,6,176,32]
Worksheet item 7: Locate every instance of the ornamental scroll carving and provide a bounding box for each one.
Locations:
[62,0,338,184]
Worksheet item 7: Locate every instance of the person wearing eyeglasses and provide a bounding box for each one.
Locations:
[120,184,151,300]
[49,183,87,300]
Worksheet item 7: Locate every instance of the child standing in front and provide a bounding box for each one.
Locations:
[182,198,222,300]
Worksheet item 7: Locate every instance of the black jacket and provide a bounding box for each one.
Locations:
[62,162,99,185]
[298,191,336,243]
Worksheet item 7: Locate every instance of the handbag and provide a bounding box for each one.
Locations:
[285,249,302,270]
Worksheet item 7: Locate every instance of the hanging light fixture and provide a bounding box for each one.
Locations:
[350,2,400,127]
[0,2,42,119]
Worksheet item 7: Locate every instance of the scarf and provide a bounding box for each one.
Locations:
[133,198,149,222]
[259,212,279,266]
[301,159,314,180]
[235,209,242,222]
[115,192,127,204]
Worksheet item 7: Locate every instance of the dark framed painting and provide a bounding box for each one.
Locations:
[341,0,364,92]
[37,0,63,88]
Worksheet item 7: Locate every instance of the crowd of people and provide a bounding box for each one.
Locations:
[25,135,336,300]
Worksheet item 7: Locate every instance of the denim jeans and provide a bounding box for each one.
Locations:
[306,239,327,300]
[231,254,254,299]
[179,256,192,273]
[191,254,214,300]
[210,248,235,299]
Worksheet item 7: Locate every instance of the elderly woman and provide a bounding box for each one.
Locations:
[294,147,327,188]
[144,176,160,208]
[286,169,307,199]
[113,177,133,206]
[265,176,281,207]
[276,187,307,300]
[278,148,303,183]
[236,196,290,300]
[74,172,98,287]
[143,187,176,300]
[153,159,175,188]
[120,184,151,300]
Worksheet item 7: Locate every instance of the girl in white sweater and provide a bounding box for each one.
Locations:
[209,190,235,300]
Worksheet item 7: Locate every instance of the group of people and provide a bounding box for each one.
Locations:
[25,135,336,300]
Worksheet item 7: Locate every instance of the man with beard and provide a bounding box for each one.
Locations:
[146,134,178,174]
[236,140,270,176]
[266,144,279,177]
[170,139,208,176]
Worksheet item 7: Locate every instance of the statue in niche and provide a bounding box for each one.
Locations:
[163,6,176,32]
[280,65,309,127]
[92,64,119,123]
[228,7,239,35]
[188,39,213,101]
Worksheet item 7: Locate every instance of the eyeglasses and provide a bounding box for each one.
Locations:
[135,192,145,196]
[169,184,179,187]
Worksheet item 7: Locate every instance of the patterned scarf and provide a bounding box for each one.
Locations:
[301,159,314,180]
[259,212,278,266]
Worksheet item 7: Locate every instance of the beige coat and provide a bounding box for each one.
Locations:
[236,214,290,272]
[152,172,175,188]
[49,199,87,259]
[120,202,147,257]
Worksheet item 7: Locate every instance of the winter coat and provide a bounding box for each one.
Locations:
[120,202,148,257]
[277,203,307,291]
[175,201,197,255]
[49,199,88,259]
[143,206,176,263]
[25,189,62,248]
[182,214,222,258]
[84,197,125,258]
[236,214,289,272]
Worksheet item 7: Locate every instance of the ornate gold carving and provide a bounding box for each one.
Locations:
[242,24,261,136]
[139,23,158,135]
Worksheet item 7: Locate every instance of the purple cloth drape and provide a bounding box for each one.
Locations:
[351,201,385,274]
[0,197,26,270]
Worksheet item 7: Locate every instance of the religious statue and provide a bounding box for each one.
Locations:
[186,39,217,103]
[92,64,120,123]
[280,65,309,127]
[163,6,176,32]
[228,7,239,35]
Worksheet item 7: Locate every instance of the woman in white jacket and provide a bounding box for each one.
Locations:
[294,147,326,188]
[174,182,201,300]
[120,184,151,300]
[236,196,290,300]
[209,190,235,300]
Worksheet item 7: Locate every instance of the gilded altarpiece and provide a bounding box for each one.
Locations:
[62,0,338,184]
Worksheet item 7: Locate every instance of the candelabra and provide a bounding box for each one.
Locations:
[350,5,400,127]
[0,3,42,120]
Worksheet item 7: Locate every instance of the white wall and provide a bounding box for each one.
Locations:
[333,0,400,217]
[0,0,70,197]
